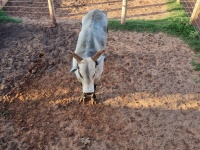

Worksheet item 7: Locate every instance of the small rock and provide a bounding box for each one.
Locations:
[31,69,37,74]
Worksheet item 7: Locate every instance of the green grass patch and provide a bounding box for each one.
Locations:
[0,9,22,23]
[108,0,200,74]
[192,59,200,71]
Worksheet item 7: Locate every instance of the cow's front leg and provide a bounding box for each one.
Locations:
[89,93,97,105]
[90,84,97,105]
[79,93,86,104]
[89,85,97,105]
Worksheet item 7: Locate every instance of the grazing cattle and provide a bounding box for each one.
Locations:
[69,9,108,104]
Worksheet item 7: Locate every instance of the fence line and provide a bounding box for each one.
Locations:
[2,0,57,25]
[3,0,49,12]
[3,6,48,8]
[8,1,47,3]
[181,0,200,31]
[6,11,49,14]
[48,0,56,26]
[121,0,128,24]
[1,0,200,30]
[0,0,8,9]
[190,0,200,25]
[121,0,200,26]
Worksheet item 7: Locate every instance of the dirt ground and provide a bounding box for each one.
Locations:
[1,21,200,149]
[1,0,200,150]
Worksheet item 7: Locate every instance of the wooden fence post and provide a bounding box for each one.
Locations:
[190,0,200,25]
[121,0,128,24]
[48,0,57,26]
[0,0,9,9]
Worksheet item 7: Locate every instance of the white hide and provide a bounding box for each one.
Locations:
[71,9,108,94]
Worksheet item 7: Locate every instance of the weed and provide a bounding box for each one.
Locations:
[0,9,22,23]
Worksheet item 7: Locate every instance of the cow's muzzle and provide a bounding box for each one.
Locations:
[83,92,94,96]
[82,85,97,95]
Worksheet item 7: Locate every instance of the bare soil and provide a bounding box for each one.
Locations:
[1,0,200,150]
[1,20,200,150]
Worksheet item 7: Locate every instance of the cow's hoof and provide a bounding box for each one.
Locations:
[89,98,97,105]
[89,94,97,105]
[79,94,86,104]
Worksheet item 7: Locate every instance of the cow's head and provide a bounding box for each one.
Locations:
[69,50,105,94]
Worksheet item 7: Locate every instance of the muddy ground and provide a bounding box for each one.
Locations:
[1,0,200,149]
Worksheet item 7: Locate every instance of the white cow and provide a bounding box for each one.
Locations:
[69,9,108,104]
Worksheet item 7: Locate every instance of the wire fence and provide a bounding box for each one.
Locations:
[1,0,50,19]
[1,0,200,31]
[180,0,200,31]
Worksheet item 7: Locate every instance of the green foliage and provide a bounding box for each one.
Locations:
[0,9,22,23]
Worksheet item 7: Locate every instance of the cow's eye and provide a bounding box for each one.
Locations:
[78,69,83,78]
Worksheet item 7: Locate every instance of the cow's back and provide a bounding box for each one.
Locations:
[82,9,108,32]
[75,9,108,58]
[71,9,108,71]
